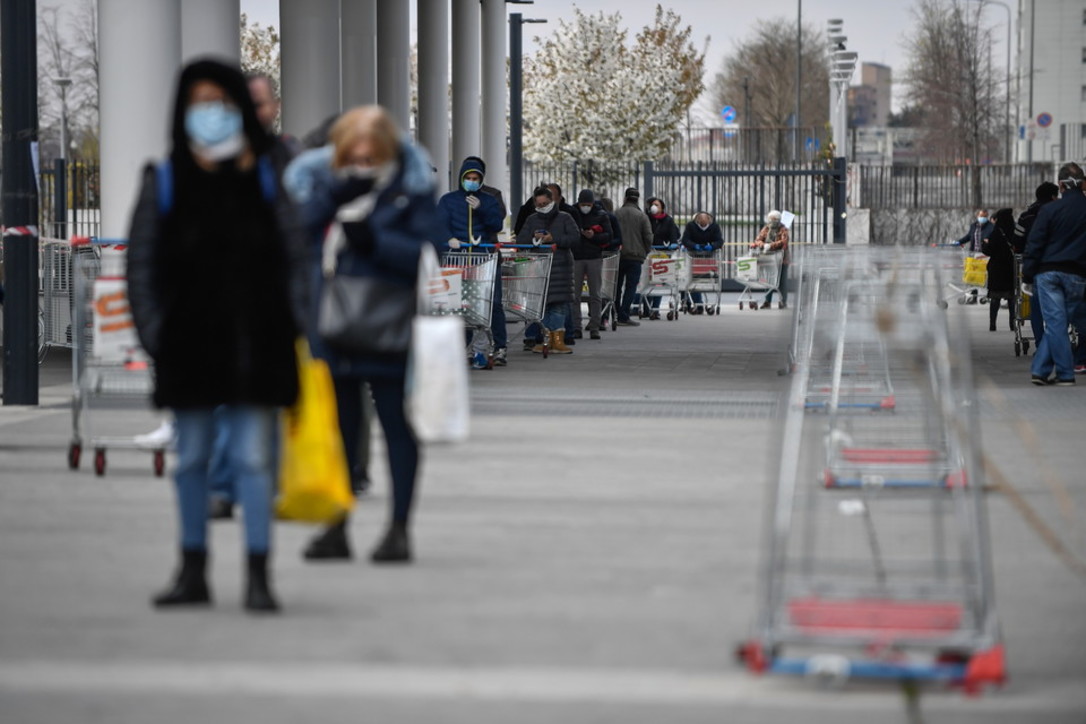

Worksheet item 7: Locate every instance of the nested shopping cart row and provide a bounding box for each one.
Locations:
[740,246,1004,694]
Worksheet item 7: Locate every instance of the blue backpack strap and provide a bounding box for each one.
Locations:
[155,160,174,217]
[256,155,277,204]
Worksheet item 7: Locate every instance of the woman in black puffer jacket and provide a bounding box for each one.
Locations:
[983,208,1017,331]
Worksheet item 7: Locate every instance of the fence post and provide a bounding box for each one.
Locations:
[53,158,67,239]
[643,161,654,206]
[833,157,847,244]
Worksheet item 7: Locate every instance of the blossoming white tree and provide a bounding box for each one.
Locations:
[523,6,704,185]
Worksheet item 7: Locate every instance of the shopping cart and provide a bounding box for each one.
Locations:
[739,246,1004,694]
[440,246,499,367]
[68,237,165,477]
[936,243,988,307]
[680,247,724,315]
[637,246,689,321]
[501,244,553,357]
[736,249,783,311]
[1012,254,1034,357]
[595,250,621,331]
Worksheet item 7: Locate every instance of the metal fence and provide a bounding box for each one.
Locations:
[665,126,827,165]
[39,160,101,239]
[857,163,1056,211]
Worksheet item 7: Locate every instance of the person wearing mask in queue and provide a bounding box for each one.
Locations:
[645,197,680,319]
[569,189,613,340]
[614,187,652,326]
[126,59,308,613]
[460,156,510,366]
[983,208,1018,332]
[1015,182,1061,346]
[957,209,995,304]
[516,186,578,354]
[284,105,447,563]
[437,157,505,370]
[679,211,724,314]
[751,210,790,310]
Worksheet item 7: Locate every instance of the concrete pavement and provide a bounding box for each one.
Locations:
[1,296,1084,723]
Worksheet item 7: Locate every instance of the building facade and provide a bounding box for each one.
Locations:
[1017,0,1086,162]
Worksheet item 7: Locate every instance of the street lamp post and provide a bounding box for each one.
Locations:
[509,11,546,211]
[52,77,72,239]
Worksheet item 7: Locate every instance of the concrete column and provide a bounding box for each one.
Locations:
[417,0,450,187]
[181,0,240,63]
[480,0,507,204]
[280,0,340,138]
[451,0,481,169]
[376,1,411,131]
[98,0,180,238]
[342,0,377,108]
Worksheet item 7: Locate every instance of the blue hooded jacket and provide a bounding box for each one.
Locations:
[437,157,504,245]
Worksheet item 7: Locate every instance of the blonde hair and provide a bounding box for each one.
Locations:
[330,105,400,169]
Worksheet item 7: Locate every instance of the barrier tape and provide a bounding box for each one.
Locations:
[2,225,39,237]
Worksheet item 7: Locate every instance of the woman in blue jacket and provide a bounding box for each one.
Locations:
[284,106,446,564]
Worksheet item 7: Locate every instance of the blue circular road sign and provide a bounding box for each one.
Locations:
[721,105,738,123]
[1037,112,1053,128]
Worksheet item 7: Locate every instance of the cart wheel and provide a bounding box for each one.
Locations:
[1014,342,1021,357]
[612,319,618,331]
[980,297,989,305]
[1023,340,1030,354]
[542,344,549,359]
[738,302,744,310]
[957,297,967,305]
[938,300,949,309]
[68,443,82,470]
[94,448,106,477]
[153,449,166,477]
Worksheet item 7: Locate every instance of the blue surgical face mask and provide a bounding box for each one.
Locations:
[185,101,243,149]
[463,179,482,193]
[977,216,988,225]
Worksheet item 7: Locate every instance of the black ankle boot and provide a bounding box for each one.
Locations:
[302,518,351,561]
[153,548,211,608]
[371,522,411,564]
[245,552,280,613]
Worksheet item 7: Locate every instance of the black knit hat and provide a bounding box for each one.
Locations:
[624,187,639,199]
[577,189,595,204]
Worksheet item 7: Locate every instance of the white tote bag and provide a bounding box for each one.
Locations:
[406,244,470,443]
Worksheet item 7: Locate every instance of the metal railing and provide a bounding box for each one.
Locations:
[38,159,101,240]
[857,163,1056,211]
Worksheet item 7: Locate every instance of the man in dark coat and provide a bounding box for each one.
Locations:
[516,186,579,354]
[1015,182,1060,344]
[569,189,613,339]
[680,212,724,313]
[1023,163,1086,385]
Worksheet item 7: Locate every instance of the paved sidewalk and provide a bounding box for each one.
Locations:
[1,297,1084,723]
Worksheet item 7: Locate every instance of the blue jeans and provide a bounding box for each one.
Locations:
[209,407,281,504]
[1031,271,1086,381]
[616,259,642,321]
[1030,293,1045,346]
[174,406,277,553]
[542,302,568,333]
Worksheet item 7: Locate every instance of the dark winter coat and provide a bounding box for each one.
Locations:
[680,221,724,252]
[650,213,681,246]
[516,207,578,305]
[1023,190,1086,282]
[957,221,995,252]
[1013,199,1051,254]
[126,59,306,410]
[982,224,1016,294]
[437,158,505,244]
[283,141,447,379]
[605,210,622,251]
[570,202,614,260]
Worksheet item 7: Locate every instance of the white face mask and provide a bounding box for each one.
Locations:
[697,222,709,231]
[649,204,660,215]
[579,205,592,214]
[536,202,555,215]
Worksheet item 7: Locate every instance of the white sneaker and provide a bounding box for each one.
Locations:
[134,420,175,449]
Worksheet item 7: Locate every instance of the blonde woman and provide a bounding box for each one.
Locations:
[283,107,445,563]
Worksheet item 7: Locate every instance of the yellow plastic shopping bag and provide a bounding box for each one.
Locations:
[276,339,354,524]
[962,255,988,287]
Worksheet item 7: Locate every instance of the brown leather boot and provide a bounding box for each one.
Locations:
[549,330,573,354]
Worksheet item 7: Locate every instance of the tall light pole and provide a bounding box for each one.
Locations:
[795,0,802,162]
[52,77,72,240]
[826,20,857,159]
[509,11,547,211]
[964,0,1012,163]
